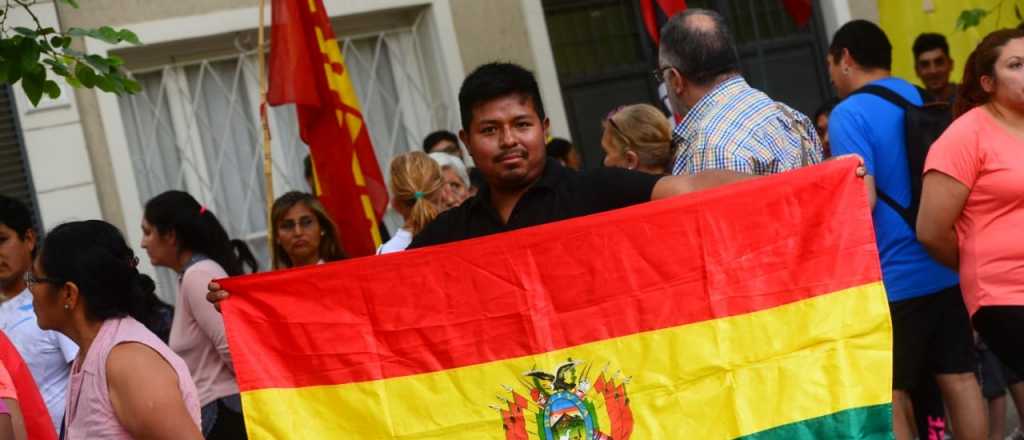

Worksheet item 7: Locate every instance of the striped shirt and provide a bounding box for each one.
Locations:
[671,75,824,176]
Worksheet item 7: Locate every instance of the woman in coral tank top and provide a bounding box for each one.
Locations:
[25,220,202,439]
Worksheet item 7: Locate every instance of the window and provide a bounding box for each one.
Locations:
[0,86,38,228]
[116,12,454,299]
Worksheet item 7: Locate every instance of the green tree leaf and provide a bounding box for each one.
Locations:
[43,58,71,77]
[956,8,989,31]
[124,78,142,94]
[13,27,37,38]
[43,80,61,99]
[21,67,46,106]
[75,63,97,88]
[19,40,41,72]
[59,0,80,8]
[67,26,141,46]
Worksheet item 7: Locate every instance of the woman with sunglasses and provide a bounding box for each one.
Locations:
[601,104,676,175]
[141,191,255,439]
[269,192,346,269]
[26,220,202,439]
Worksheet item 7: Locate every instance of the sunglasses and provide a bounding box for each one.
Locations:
[23,271,62,289]
[652,66,674,84]
[605,107,638,149]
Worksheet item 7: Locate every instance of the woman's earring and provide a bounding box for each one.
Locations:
[63,304,70,311]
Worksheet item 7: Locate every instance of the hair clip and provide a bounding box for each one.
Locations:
[199,205,208,215]
[414,191,424,200]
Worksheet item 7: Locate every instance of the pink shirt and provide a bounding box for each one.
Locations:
[64,317,200,439]
[924,106,1024,315]
[170,259,238,406]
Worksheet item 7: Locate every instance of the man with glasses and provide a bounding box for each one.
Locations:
[656,9,823,176]
[0,195,77,433]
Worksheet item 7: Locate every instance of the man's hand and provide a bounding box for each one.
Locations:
[207,282,230,313]
[830,153,867,177]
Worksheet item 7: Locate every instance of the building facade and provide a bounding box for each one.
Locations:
[5,0,876,301]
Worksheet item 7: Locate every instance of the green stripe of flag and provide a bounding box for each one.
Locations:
[735,404,893,440]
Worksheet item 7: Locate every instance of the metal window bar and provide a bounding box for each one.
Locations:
[117,15,454,301]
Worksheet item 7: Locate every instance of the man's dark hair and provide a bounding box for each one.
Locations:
[659,9,741,86]
[459,62,546,130]
[0,194,34,239]
[913,33,951,60]
[422,130,459,152]
[546,138,573,159]
[829,20,892,71]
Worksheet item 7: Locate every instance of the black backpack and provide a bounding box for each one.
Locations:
[849,85,952,230]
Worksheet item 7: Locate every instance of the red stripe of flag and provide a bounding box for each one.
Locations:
[221,158,877,391]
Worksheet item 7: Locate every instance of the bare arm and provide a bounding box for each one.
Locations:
[651,170,755,200]
[862,175,877,210]
[916,171,969,269]
[652,157,867,201]
[107,343,203,440]
[0,399,25,440]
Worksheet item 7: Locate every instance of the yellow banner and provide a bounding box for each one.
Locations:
[879,0,1019,85]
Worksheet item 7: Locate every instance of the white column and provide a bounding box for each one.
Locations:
[820,0,854,39]
[520,0,572,140]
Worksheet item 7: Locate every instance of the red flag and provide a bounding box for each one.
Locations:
[639,0,687,46]
[268,0,389,257]
[783,0,813,28]
[0,332,57,440]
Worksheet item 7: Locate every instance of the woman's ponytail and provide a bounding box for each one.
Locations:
[388,152,446,235]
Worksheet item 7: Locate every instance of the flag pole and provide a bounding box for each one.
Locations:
[258,0,276,269]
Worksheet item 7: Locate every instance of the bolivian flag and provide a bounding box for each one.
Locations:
[220,158,893,439]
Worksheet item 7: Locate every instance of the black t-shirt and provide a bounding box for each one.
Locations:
[408,159,661,249]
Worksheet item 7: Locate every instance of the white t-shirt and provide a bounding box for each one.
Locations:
[377,228,413,255]
[0,289,78,431]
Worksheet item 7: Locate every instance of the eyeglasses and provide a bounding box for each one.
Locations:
[278,216,317,233]
[652,66,674,84]
[23,271,62,289]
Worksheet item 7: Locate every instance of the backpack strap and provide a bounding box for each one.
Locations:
[850,84,920,230]
[850,85,916,110]
[875,189,916,230]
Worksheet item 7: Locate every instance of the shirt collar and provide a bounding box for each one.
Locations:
[677,74,747,129]
[469,158,568,216]
[672,75,748,166]
[178,253,210,282]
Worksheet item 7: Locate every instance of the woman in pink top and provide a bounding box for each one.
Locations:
[142,191,257,439]
[918,28,1024,377]
[24,220,202,439]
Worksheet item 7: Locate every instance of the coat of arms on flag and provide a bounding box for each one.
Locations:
[497,359,633,440]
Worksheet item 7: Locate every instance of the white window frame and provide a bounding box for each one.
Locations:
[86,0,466,284]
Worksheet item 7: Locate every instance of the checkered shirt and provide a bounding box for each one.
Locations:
[671,76,824,176]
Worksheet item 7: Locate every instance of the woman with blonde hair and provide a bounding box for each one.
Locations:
[601,104,676,175]
[377,152,451,254]
[269,192,345,269]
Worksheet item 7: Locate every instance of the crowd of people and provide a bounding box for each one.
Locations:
[0,7,1021,440]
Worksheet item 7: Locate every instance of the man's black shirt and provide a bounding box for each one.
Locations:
[408,159,661,249]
